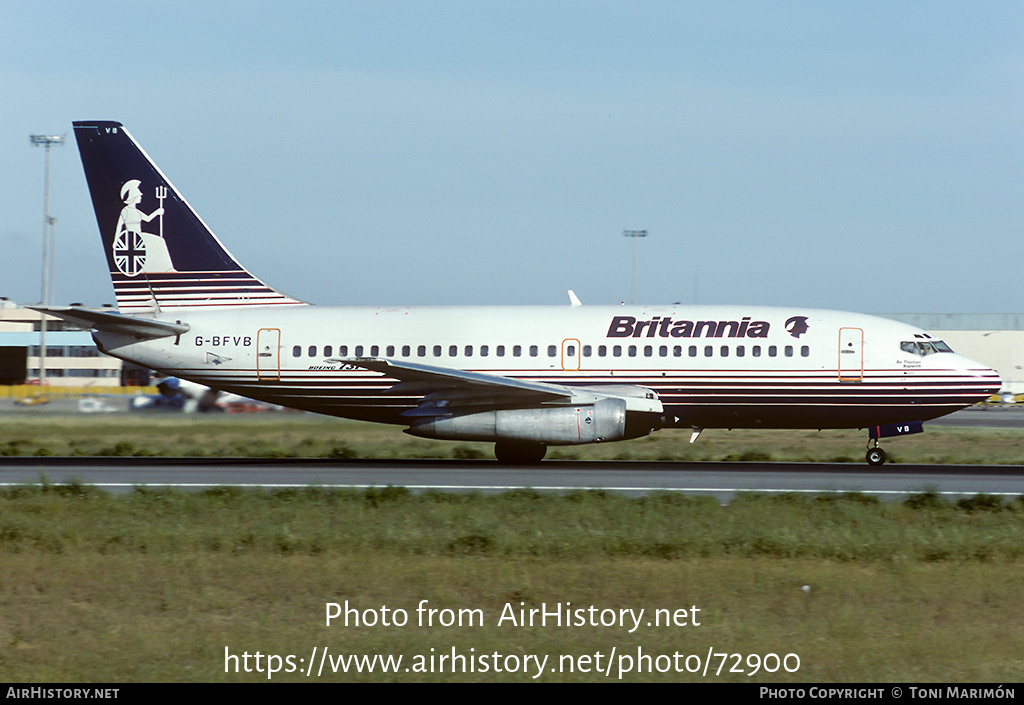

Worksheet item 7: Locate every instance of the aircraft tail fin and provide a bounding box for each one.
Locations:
[72,121,306,312]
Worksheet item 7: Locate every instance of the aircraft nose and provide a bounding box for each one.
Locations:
[960,355,1002,398]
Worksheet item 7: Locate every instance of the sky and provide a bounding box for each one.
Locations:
[2,1,1022,313]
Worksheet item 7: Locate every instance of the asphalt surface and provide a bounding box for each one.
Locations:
[1,404,1022,502]
[1,456,1021,503]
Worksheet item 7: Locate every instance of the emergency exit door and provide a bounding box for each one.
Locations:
[561,338,581,371]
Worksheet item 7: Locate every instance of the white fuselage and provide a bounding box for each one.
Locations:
[94,303,1000,430]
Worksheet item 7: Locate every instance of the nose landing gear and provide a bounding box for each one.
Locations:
[866,421,923,466]
[866,442,887,467]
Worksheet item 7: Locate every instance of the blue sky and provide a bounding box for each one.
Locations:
[2,1,1022,312]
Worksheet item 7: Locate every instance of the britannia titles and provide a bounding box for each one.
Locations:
[606,315,770,339]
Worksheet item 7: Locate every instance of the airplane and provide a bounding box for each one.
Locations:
[33,120,1001,466]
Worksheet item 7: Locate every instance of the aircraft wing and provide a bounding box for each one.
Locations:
[28,306,190,340]
[343,357,662,417]
[343,357,572,416]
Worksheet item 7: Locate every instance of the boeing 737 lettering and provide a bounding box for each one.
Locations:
[34,121,1002,465]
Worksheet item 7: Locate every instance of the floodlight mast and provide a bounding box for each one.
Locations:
[622,229,647,305]
[29,134,64,385]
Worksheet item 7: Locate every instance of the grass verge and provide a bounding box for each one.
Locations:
[2,413,1024,463]
[1,485,1023,682]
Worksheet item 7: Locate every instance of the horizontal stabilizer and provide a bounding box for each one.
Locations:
[29,305,190,340]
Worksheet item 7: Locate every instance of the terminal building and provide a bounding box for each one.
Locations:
[0,301,123,386]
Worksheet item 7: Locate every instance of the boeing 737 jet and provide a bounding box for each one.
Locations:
[34,121,1001,465]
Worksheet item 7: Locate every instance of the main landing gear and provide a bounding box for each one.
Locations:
[494,440,547,464]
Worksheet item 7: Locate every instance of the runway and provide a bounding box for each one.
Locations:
[1,457,1021,503]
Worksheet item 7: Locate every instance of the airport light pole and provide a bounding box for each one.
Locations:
[623,229,647,305]
[30,133,64,385]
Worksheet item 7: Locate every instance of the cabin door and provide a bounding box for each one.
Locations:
[838,327,864,381]
[257,328,281,381]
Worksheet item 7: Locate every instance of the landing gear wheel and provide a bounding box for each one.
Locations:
[494,441,547,464]
[866,447,887,467]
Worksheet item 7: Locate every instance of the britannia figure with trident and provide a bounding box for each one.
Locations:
[112,179,176,276]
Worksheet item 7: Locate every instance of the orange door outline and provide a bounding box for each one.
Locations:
[257,328,281,381]
[838,327,864,381]
[561,338,581,371]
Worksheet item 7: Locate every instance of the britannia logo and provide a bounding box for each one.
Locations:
[112,179,176,276]
[785,316,810,338]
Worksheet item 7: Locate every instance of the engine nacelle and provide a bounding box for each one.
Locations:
[406,397,629,445]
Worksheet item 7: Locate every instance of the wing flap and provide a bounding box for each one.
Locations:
[345,357,573,404]
[342,357,663,418]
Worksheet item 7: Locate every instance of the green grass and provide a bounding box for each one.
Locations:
[3,414,1023,682]
[2,485,1024,682]
[2,412,1024,463]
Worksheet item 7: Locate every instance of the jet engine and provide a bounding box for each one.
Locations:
[406,396,631,445]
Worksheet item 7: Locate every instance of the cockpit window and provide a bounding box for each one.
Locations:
[901,340,954,356]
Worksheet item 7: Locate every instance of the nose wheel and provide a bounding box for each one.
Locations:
[865,421,922,466]
[866,442,887,467]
